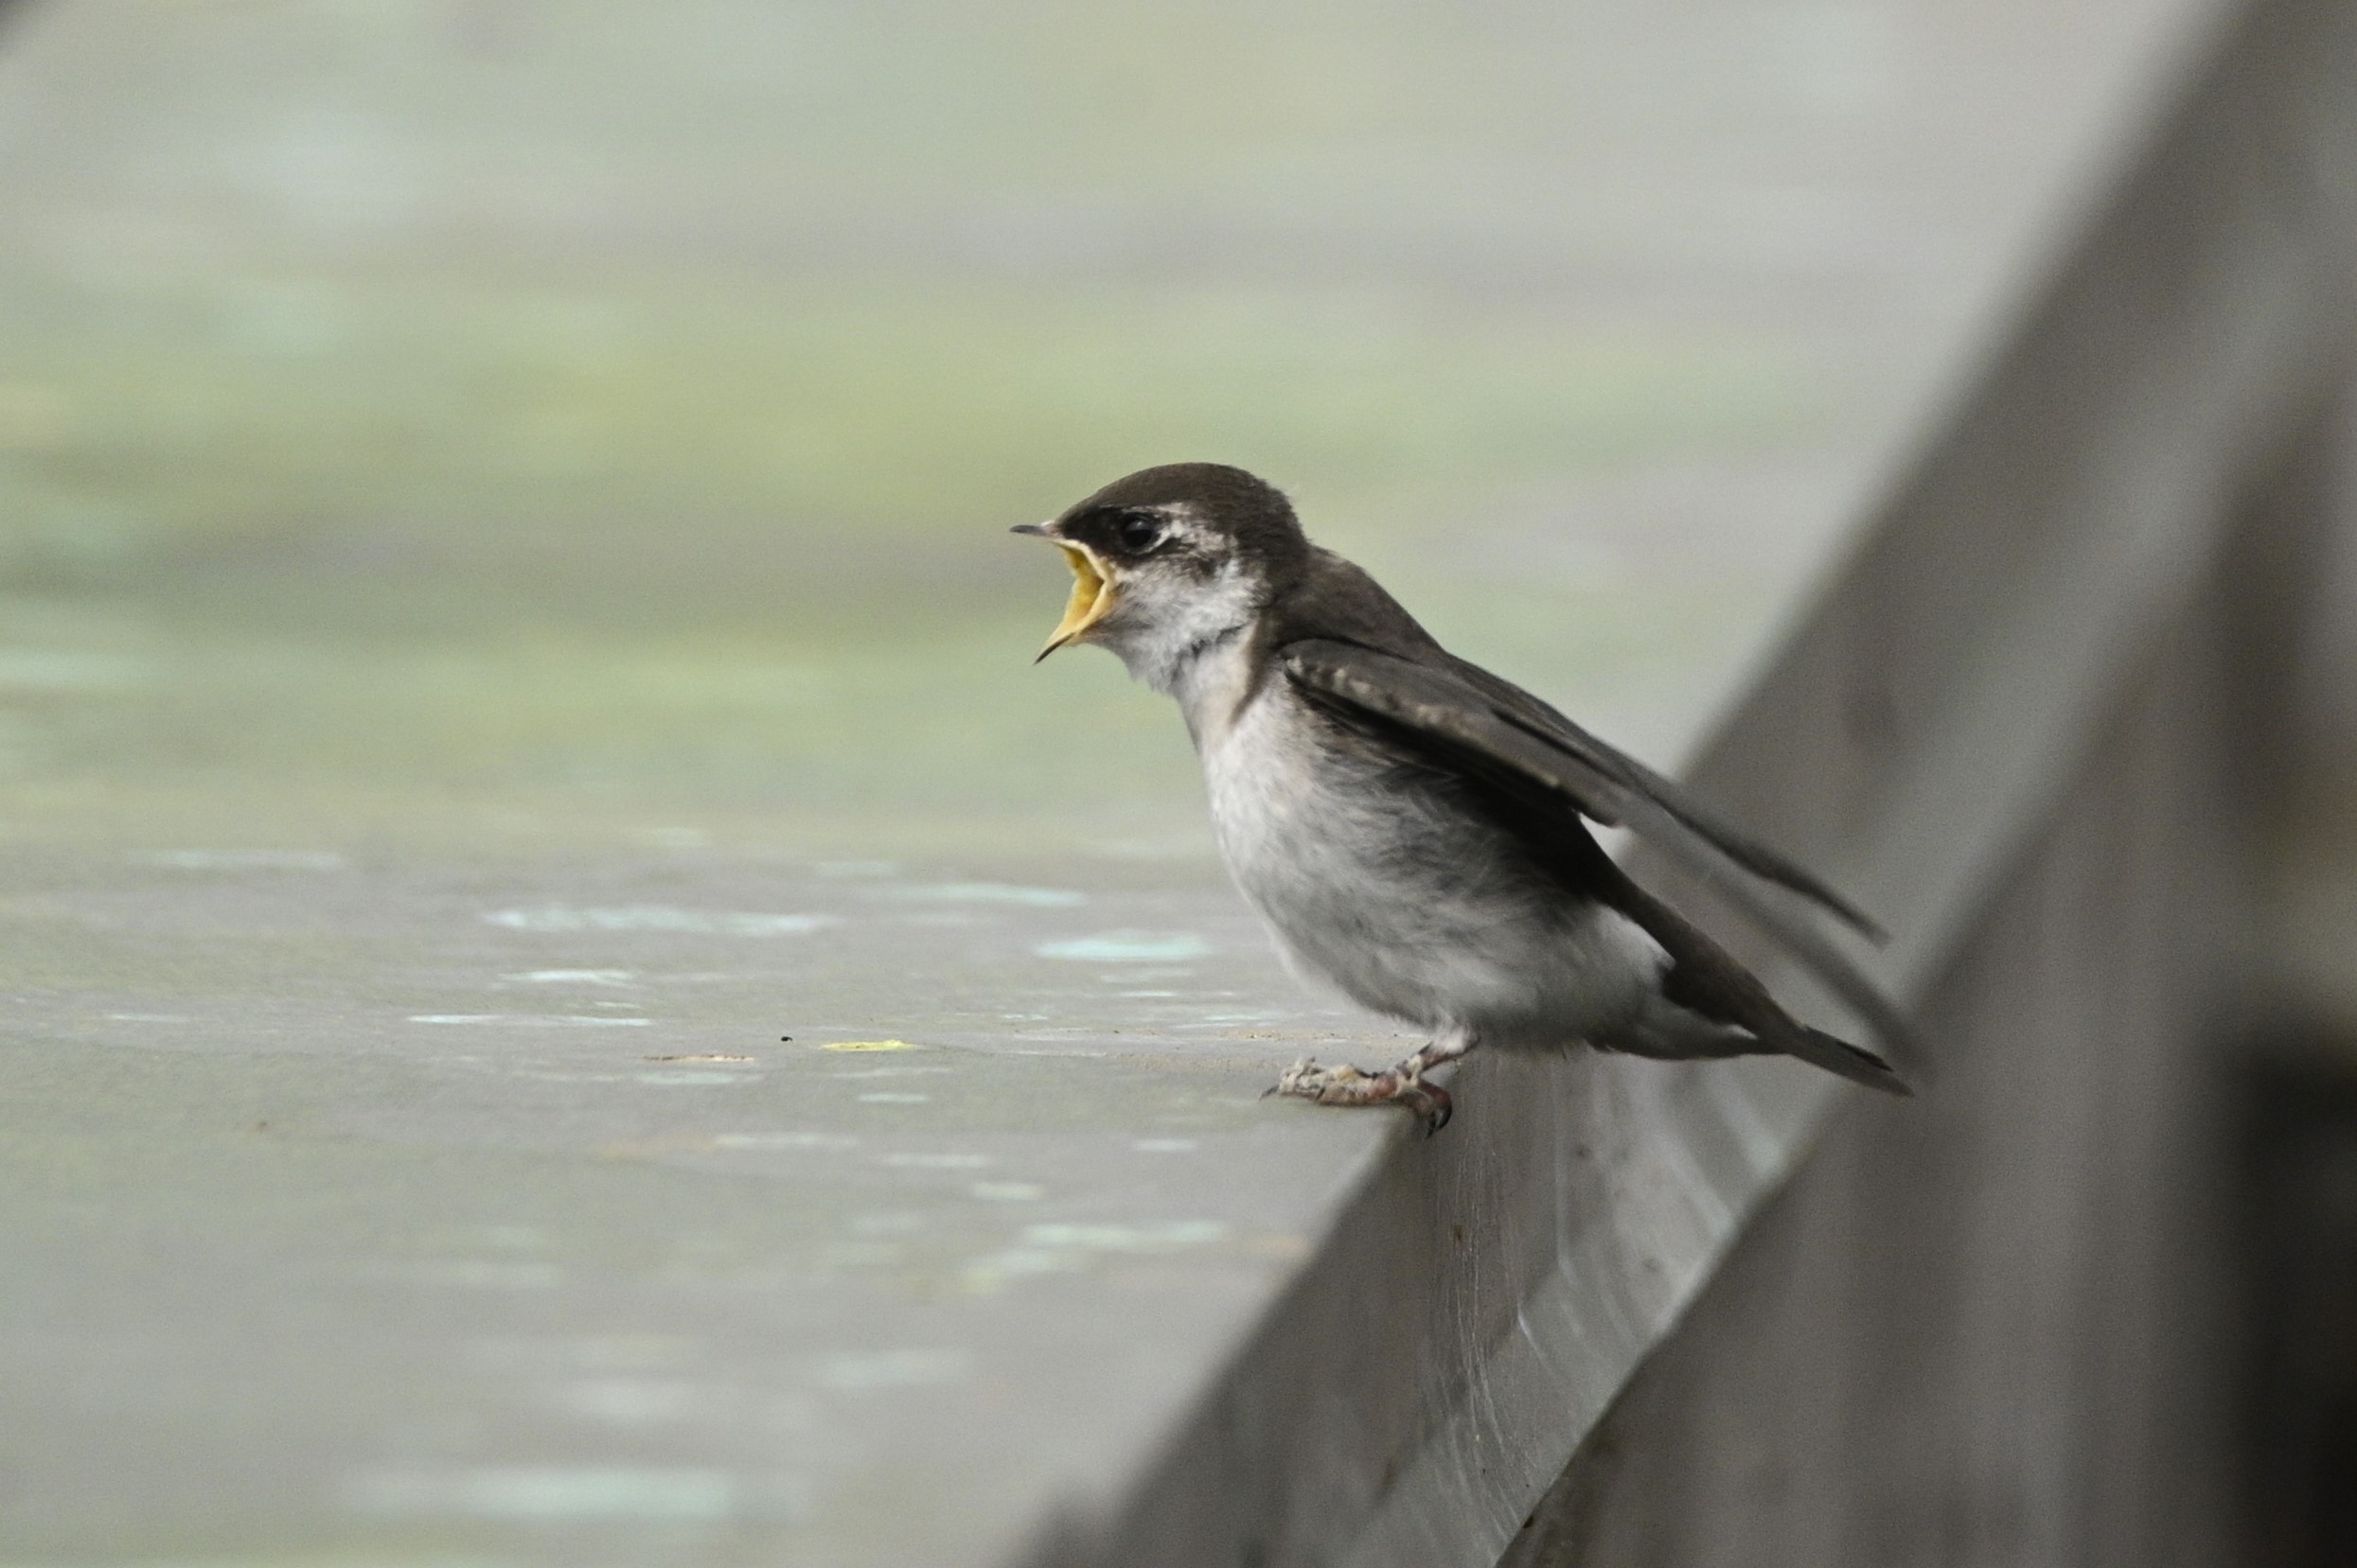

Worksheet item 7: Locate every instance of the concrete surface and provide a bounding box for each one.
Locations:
[0,0,2252,1563]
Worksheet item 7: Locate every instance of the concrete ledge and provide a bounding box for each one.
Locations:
[1,3,2341,1565]
[1035,0,2357,1560]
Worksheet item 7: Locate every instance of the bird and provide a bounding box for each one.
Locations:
[1014,462,1913,1134]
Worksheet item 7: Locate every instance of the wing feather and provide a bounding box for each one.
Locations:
[1277,638,1915,1056]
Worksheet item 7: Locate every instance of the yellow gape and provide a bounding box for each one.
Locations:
[1037,543,1116,661]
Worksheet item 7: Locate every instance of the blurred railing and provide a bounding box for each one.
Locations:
[1035,0,2357,1562]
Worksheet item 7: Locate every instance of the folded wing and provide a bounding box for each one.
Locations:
[1276,637,1915,1060]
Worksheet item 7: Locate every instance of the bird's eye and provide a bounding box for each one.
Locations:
[1114,512,1165,553]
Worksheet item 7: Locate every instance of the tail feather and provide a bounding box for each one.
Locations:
[1597,864,1916,1098]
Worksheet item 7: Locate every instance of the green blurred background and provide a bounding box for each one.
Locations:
[0,0,1860,857]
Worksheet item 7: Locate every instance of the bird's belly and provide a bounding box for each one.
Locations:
[1201,697,1662,1037]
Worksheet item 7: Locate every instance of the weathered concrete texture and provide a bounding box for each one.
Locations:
[1,847,1405,1567]
[1500,608,2243,1568]
[1487,0,2357,1559]
[1030,0,2357,1560]
[0,0,2312,1564]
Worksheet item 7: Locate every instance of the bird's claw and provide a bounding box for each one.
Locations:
[1267,1056,1453,1136]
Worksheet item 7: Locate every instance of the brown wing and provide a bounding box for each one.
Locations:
[1276,637,1916,1061]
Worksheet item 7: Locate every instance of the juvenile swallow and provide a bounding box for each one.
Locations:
[1017,463,1911,1133]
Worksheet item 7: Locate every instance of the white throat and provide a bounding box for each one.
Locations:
[1102,561,1261,744]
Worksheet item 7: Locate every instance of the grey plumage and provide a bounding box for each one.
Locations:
[1020,462,1912,1128]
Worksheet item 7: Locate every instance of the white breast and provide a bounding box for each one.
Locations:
[1187,668,1668,1040]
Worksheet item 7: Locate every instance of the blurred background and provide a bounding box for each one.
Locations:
[0,0,1963,859]
[5,3,2356,1565]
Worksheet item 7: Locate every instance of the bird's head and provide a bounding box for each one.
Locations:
[1013,464,1309,680]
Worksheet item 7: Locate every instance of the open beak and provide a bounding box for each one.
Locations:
[1012,523,1117,661]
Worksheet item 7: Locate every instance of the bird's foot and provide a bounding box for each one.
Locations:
[1266,1057,1453,1136]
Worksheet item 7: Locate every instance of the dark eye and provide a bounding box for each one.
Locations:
[1114,512,1165,553]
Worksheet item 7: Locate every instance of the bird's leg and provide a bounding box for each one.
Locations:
[1267,1028,1475,1136]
